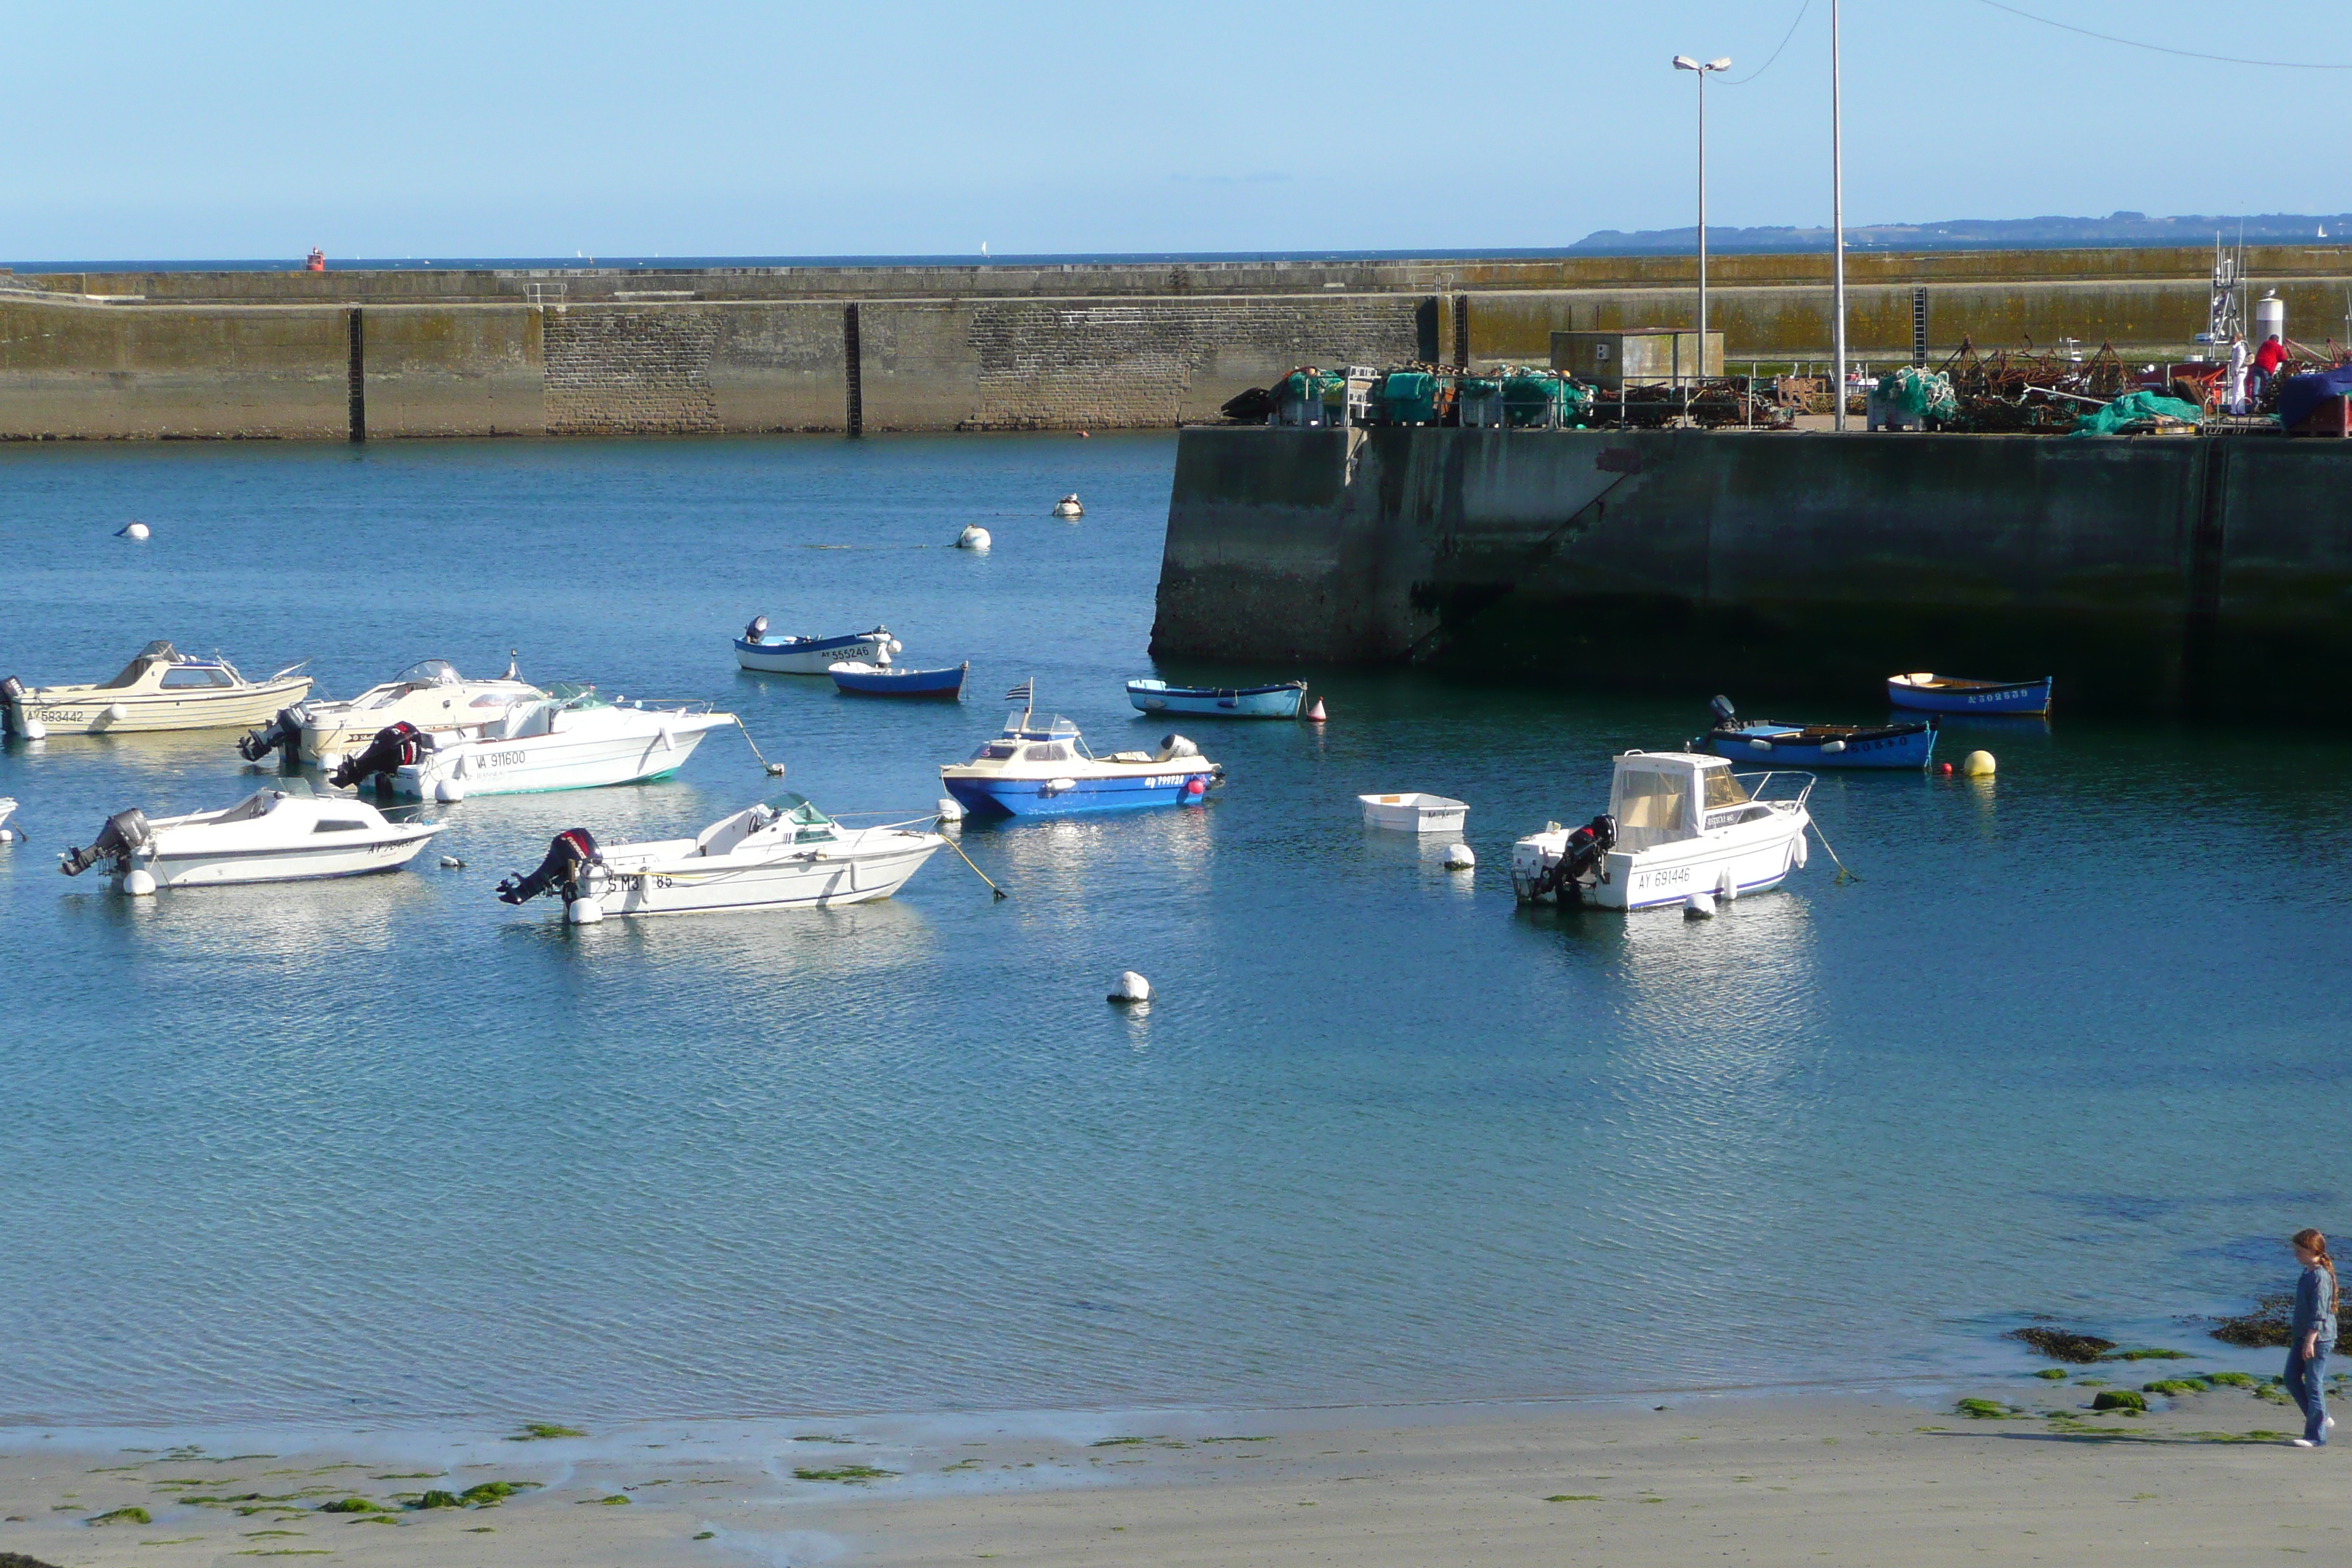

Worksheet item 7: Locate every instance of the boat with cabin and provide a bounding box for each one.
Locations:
[4,641,312,737]
[239,656,547,767]
[1887,673,2053,715]
[1511,750,1812,911]
[58,780,442,891]
[495,794,943,920]
[1694,696,1935,769]
[829,660,968,700]
[941,684,1221,818]
[734,615,899,674]
[328,685,735,801]
[1126,678,1307,719]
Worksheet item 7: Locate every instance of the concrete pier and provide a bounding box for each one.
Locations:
[1150,426,2352,717]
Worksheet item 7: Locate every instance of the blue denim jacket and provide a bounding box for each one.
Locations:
[2293,1264,2340,1349]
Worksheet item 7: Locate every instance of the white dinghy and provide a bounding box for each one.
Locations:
[59,780,441,892]
[495,794,943,920]
[240,656,546,768]
[1511,750,1812,911]
[331,685,735,802]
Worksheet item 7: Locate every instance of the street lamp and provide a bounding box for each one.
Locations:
[1673,55,1731,402]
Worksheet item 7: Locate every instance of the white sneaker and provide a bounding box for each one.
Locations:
[2293,1438,2318,1448]
[2328,1415,2337,1436]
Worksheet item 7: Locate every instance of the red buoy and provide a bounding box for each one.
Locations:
[1306,698,1327,723]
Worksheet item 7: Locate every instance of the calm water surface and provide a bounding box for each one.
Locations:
[0,434,2345,1428]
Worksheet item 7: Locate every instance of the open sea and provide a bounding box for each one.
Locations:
[0,433,2345,1433]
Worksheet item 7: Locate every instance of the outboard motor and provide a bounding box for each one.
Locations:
[1,674,25,728]
[1525,814,1618,902]
[238,705,306,764]
[61,807,152,877]
[1708,694,1738,728]
[745,614,769,644]
[329,722,425,790]
[1156,733,1201,762]
[497,829,599,905]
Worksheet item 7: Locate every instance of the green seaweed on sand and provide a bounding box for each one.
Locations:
[315,1499,390,1514]
[369,1473,442,1481]
[507,1424,586,1441]
[2005,1327,2114,1363]
[2253,1383,2294,1406]
[350,1516,397,1526]
[2104,1348,2192,1362]
[2143,1379,2206,1396]
[583,1495,630,1506]
[232,1552,331,1558]
[791,1435,857,1444]
[465,1527,495,1534]
[1956,1398,2020,1419]
[2035,1368,2068,1380]
[694,1531,717,1540]
[1201,1436,1275,1444]
[1089,1437,1151,1447]
[243,1531,307,1538]
[459,1482,535,1506]
[2206,1372,2257,1388]
[410,1492,462,1511]
[89,1507,153,1526]
[140,1538,204,1545]
[792,1466,896,1484]
[2092,1390,2147,1411]
[1544,1494,1602,1502]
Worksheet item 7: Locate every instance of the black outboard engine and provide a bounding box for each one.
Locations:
[745,614,769,644]
[497,829,600,905]
[238,706,304,763]
[1708,693,1737,728]
[329,722,425,790]
[1559,813,1618,886]
[1,674,25,731]
[61,807,152,877]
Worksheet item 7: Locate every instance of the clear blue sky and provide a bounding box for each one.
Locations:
[4,0,2345,261]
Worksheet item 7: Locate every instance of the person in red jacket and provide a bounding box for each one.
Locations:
[2251,333,2290,403]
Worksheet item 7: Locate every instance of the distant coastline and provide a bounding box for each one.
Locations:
[12,211,2352,273]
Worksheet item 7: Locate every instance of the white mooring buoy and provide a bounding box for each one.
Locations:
[117,521,150,541]
[121,868,158,897]
[565,898,605,925]
[18,719,48,740]
[1961,750,1997,777]
[1053,494,1083,519]
[956,524,991,551]
[936,796,965,823]
[1305,698,1327,723]
[1444,843,1476,870]
[1108,970,1151,1005]
[1684,891,1716,919]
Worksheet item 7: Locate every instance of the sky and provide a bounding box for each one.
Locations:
[4,0,2347,262]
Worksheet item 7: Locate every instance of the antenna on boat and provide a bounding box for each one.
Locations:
[1003,676,1035,729]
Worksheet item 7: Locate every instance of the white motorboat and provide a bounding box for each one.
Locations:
[734,614,900,675]
[495,794,943,920]
[331,685,735,801]
[0,797,19,844]
[239,657,547,767]
[4,641,311,738]
[58,780,442,892]
[1511,750,1812,911]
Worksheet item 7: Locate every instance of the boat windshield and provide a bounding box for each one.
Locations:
[1702,767,1750,809]
[761,792,837,841]
[548,682,611,709]
[393,658,460,686]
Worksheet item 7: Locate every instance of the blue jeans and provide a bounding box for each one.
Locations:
[2285,1345,2329,1443]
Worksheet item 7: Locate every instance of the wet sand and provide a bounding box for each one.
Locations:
[1,1384,2341,1567]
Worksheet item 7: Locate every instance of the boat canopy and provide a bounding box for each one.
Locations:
[1609,751,1746,851]
[392,658,461,686]
[761,791,836,831]
[102,640,189,687]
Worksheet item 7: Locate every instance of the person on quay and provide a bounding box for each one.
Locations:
[2250,333,2290,407]
[2286,1227,2338,1448]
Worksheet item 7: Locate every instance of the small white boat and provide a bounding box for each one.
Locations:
[329,687,736,801]
[1359,791,1469,834]
[0,796,19,844]
[1511,750,1812,911]
[496,794,943,919]
[4,641,312,737]
[239,657,548,767]
[58,780,441,891]
[734,615,900,674]
[1053,494,1083,518]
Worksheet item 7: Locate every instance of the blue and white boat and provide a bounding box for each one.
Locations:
[734,615,899,675]
[941,682,1221,819]
[1887,672,2053,715]
[830,660,968,701]
[1126,678,1307,719]
[1695,696,1934,769]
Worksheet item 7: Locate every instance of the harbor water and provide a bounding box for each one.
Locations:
[0,434,2344,1431]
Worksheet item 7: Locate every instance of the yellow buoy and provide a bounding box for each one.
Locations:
[1961,750,1997,777]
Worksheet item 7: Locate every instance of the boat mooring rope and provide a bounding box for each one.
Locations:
[941,832,1009,900]
[1809,821,1861,883]
[732,718,788,777]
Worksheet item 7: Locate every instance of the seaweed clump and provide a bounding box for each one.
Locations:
[506,1424,586,1442]
[2211,1294,2352,1352]
[317,1497,391,1514]
[2005,1327,2114,1363]
[411,1491,463,1510]
[2092,1390,2147,1412]
[87,1508,151,1526]
[1955,1398,2017,1420]
[792,1466,896,1484]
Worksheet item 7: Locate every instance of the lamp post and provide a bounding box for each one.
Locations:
[1673,54,1731,404]
[1830,0,1847,431]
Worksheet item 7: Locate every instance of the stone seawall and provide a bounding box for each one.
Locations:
[1150,426,2352,717]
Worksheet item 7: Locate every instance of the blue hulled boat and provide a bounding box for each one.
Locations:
[830,660,968,701]
[1126,678,1307,719]
[941,685,1223,818]
[1695,697,1936,769]
[1887,673,2053,715]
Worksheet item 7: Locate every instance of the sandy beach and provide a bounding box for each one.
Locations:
[2,1378,2341,1568]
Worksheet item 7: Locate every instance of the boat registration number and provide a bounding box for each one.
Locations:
[23,706,92,723]
[474,750,527,769]
[1639,867,1692,890]
[1144,774,1194,789]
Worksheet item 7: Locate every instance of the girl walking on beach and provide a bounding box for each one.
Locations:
[2286,1228,2338,1449]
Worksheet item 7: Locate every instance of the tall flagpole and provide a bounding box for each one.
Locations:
[1831,0,1847,432]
